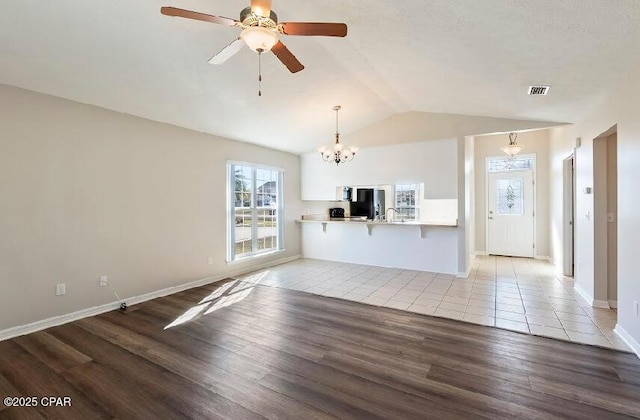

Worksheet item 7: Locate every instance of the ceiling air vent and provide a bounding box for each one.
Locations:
[528,86,550,95]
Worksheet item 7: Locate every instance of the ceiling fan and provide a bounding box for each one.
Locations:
[160,0,348,74]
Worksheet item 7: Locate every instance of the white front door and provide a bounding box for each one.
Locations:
[487,171,534,257]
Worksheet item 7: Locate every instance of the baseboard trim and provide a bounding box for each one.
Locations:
[474,251,489,257]
[457,268,471,279]
[573,283,594,306]
[572,285,609,309]
[0,254,300,342]
[534,255,551,262]
[614,324,640,359]
[592,299,611,309]
[0,301,120,343]
[608,300,618,309]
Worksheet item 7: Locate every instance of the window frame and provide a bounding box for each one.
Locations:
[227,161,284,263]
[394,183,421,221]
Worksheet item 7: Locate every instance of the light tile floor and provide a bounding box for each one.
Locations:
[237,256,631,352]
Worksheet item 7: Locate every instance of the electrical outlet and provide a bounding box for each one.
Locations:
[208,256,214,265]
[99,276,108,287]
[56,283,66,296]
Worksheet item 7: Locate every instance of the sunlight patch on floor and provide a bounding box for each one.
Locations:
[165,280,254,330]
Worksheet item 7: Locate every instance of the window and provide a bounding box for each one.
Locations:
[488,156,533,173]
[227,163,283,261]
[394,183,420,221]
[496,178,524,215]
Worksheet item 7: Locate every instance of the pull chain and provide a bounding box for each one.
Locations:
[257,49,263,97]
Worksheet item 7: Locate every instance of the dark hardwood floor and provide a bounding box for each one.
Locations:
[2,278,640,419]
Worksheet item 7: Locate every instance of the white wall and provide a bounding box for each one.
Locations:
[549,126,573,269]
[548,67,640,354]
[337,111,557,149]
[302,138,458,201]
[474,130,551,258]
[607,134,618,306]
[460,136,475,275]
[0,84,302,331]
[593,137,609,302]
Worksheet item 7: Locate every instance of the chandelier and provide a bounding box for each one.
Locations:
[317,105,359,165]
[501,132,524,156]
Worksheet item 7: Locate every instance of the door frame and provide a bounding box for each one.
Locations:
[562,154,575,276]
[484,154,537,257]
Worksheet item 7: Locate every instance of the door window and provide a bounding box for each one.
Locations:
[497,178,524,215]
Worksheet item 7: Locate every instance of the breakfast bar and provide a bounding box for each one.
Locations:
[298,217,460,275]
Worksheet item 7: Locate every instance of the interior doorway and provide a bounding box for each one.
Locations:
[485,155,536,258]
[562,155,575,277]
[593,127,618,308]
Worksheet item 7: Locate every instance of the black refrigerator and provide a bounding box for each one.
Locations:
[350,189,385,220]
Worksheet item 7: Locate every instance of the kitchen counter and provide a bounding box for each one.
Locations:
[296,218,457,227]
[299,216,459,274]
[296,217,457,237]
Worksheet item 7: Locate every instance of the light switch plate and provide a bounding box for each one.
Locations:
[56,283,66,296]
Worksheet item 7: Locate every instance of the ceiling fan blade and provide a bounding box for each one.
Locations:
[208,38,245,65]
[271,41,304,73]
[280,22,347,37]
[250,0,272,17]
[160,7,238,26]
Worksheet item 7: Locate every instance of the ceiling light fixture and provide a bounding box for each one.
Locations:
[317,106,358,166]
[240,26,278,53]
[501,132,524,156]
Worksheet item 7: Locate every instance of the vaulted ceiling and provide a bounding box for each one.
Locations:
[1,1,639,153]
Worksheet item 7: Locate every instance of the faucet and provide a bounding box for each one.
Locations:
[385,207,399,223]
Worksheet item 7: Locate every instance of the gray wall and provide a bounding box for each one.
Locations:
[0,84,302,330]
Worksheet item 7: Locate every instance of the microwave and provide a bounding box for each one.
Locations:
[329,208,345,218]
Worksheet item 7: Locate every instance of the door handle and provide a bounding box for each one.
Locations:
[488,217,493,220]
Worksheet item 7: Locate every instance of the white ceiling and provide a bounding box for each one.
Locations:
[1,0,639,153]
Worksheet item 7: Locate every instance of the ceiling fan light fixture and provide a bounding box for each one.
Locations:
[240,26,278,52]
[250,0,272,18]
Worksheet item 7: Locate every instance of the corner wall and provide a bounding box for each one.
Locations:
[548,68,640,354]
[0,84,302,331]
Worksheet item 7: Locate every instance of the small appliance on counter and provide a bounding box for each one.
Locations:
[329,207,346,219]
